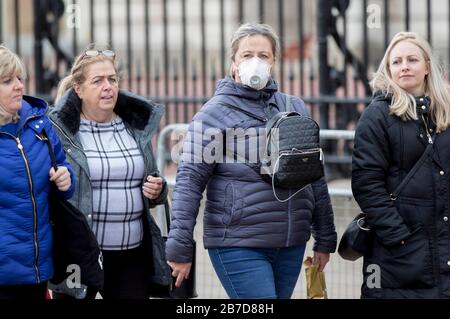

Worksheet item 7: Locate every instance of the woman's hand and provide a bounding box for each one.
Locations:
[312,251,330,272]
[143,175,163,200]
[49,166,71,192]
[167,261,192,288]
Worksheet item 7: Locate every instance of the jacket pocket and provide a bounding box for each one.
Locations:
[221,182,243,226]
[376,227,434,289]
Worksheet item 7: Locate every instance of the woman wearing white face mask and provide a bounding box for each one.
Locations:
[237,55,272,90]
[166,23,337,299]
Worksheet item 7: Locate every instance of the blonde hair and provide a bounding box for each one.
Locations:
[0,45,26,80]
[55,44,118,102]
[371,31,450,132]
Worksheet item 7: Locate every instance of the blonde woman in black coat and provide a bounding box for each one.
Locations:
[352,31,450,298]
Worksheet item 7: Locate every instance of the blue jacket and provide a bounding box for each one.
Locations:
[0,96,75,285]
[165,77,337,262]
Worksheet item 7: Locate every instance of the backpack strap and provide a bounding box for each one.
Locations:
[218,102,267,123]
[264,112,300,157]
[220,95,293,123]
[285,94,292,112]
[265,111,299,132]
[39,130,58,170]
[219,102,267,175]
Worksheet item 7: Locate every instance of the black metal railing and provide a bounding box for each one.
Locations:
[0,0,448,177]
[0,0,445,102]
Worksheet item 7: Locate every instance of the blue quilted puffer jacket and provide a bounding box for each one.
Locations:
[166,77,337,263]
[0,96,75,286]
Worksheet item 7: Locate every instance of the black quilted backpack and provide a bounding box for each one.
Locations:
[221,95,324,202]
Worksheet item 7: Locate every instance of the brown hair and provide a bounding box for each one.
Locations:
[55,44,118,102]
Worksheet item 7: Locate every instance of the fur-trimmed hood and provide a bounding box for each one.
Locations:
[46,88,171,290]
[48,88,164,138]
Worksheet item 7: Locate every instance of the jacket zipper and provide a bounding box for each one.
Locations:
[50,119,85,152]
[127,128,148,195]
[50,118,91,185]
[1,119,41,283]
[286,189,292,245]
[18,115,42,283]
[16,136,41,283]
[399,126,404,180]
[421,114,433,144]
[421,115,440,294]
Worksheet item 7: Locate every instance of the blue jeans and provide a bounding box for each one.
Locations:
[208,245,306,299]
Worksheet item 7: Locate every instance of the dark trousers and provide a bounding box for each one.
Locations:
[101,245,149,299]
[53,245,149,300]
[0,282,48,300]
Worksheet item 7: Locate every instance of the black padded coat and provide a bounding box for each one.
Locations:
[352,92,450,298]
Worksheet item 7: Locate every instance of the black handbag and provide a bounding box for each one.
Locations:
[220,95,324,202]
[338,137,435,261]
[40,131,104,292]
[148,201,198,299]
[260,111,324,188]
[337,213,371,261]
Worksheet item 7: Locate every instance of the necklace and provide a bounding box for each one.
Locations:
[12,113,20,123]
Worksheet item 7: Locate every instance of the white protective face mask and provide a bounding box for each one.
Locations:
[237,57,272,90]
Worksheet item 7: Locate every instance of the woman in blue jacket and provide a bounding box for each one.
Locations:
[165,23,337,299]
[0,45,75,299]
